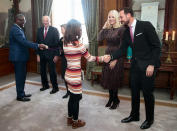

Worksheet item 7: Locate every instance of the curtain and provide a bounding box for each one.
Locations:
[33,0,53,72]
[81,0,99,79]
[33,0,53,28]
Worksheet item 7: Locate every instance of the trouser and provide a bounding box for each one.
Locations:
[40,57,58,89]
[13,61,27,98]
[68,92,82,120]
[130,63,156,121]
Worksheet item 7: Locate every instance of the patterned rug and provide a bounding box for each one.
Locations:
[0,81,177,131]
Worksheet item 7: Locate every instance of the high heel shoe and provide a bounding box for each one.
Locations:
[105,99,113,107]
[109,100,120,110]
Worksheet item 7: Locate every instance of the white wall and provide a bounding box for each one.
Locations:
[0,0,11,13]
[132,0,165,41]
[19,0,32,41]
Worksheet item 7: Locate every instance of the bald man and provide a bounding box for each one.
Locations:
[36,16,60,94]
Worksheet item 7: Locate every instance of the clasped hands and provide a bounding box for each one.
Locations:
[38,44,48,50]
[102,54,154,77]
[103,55,117,69]
[98,55,116,69]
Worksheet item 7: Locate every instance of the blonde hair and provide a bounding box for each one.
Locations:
[106,10,121,29]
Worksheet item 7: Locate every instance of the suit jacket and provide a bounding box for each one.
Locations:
[111,20,161,70]
[36,26,60,59]
[9,24,38,62]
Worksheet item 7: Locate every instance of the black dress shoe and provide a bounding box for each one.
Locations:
[105,99,113,107]
[16,97,31,102]
[50,89,59,94]
[40,87,49,91]
[24,94,32,97]
[121,116,139,123]
[140,120,153,129]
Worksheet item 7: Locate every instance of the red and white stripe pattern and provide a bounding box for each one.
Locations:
[63,41,96,94]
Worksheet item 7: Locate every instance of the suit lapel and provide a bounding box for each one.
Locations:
[41,27,45,40]
[125,26,133,45]
[14,24,26,39]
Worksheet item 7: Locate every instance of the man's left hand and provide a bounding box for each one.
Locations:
[146,65,154,77]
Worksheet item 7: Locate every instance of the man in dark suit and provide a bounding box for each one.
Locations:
[104,7,161,129]
[9,14,47,102]
[36,16,60,94]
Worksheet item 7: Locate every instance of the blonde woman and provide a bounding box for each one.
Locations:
[98,10,125,109]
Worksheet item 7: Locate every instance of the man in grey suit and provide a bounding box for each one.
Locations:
[104,7,161,129]
[9,14,47,102]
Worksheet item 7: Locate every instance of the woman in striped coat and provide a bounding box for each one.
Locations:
[63,19,103,129]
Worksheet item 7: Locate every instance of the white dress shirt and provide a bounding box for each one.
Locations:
[43,26,49,35]
[130,19,137,37]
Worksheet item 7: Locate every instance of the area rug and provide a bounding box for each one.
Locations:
[0,81,177,131]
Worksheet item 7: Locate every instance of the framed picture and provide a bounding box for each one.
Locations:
[132,0,165,43]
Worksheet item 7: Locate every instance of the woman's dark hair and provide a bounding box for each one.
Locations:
[120,7,134,17]
[64,19,82,46]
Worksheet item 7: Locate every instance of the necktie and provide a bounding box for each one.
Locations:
[44,28,47,39]
[129,26,134,42]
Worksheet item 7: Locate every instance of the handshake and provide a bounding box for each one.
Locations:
[38,44,48,50]
[101,54,111,63]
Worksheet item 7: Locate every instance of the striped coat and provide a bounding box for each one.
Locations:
[63,41,96,94]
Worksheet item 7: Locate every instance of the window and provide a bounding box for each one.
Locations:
[52,0,88,48]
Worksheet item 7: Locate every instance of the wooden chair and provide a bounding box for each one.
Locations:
[91,45,106,85]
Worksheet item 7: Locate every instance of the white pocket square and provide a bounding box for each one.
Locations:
[136,33,143,36]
